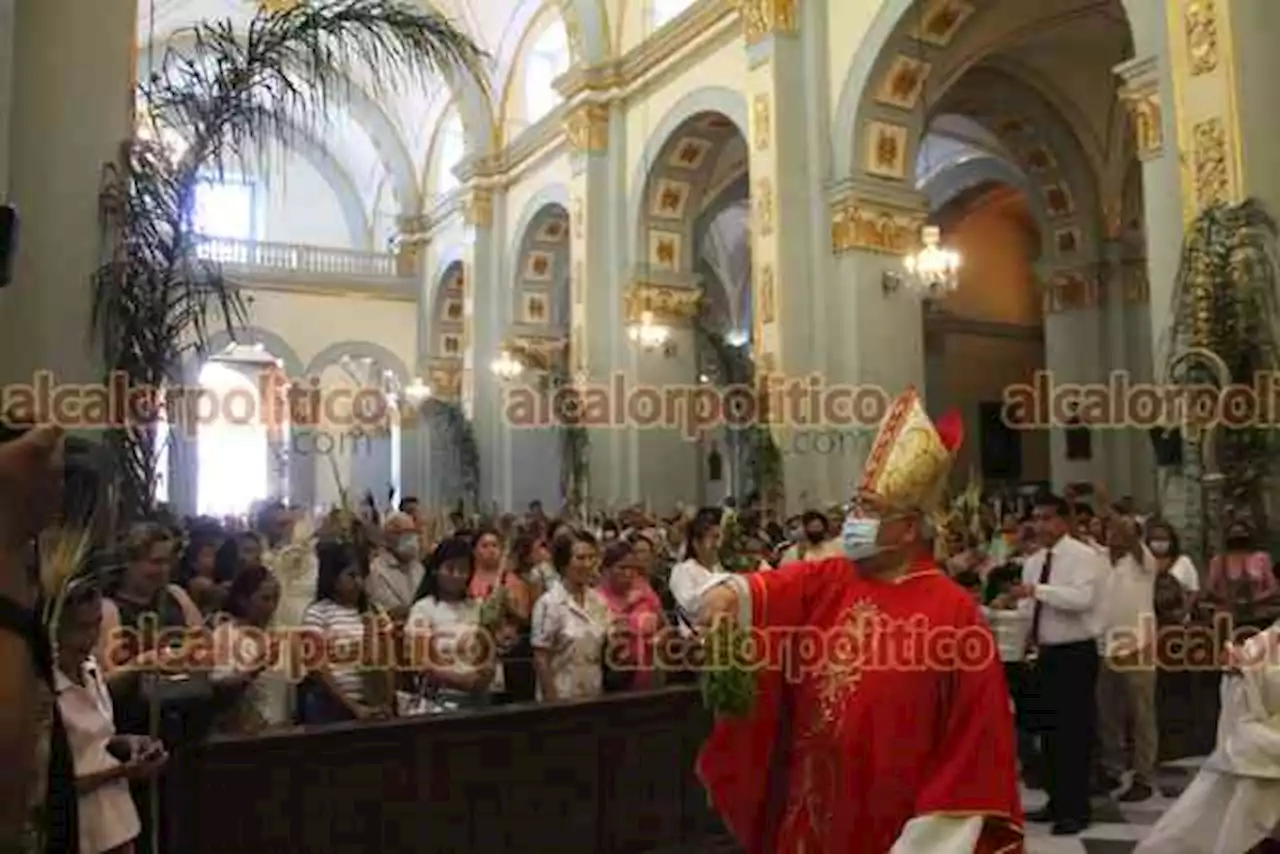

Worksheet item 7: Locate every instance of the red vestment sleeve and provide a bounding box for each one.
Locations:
[913,600,1025,853]
[695,561,816,854]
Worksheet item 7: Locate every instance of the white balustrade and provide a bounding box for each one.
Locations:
[194,236,399,279]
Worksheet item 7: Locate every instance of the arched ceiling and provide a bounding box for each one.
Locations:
[136,0,573,225]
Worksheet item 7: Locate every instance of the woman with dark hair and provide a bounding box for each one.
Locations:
[513,532,555,601]
[209,566,288,733]
[467,527,531,701]
[298,540,392,724]
[531,530,608,701]
[406,537,496,710]
[212,531,263,584]
[667,510,726,631]
[1147,519,1198,626]
[598,540,665,692]
[173,530,226,616]
[55,578,165,854]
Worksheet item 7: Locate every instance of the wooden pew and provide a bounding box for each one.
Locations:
[161,686,729,854]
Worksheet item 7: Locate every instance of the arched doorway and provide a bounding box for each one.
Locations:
[196,360,271,517]
[507,201,570,510]
[843,0,1152,501]
[635,108,749,507]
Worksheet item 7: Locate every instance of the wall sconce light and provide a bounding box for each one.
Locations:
[490,350,525,381]
[627,310,672,351]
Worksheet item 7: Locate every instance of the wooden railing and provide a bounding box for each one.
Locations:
[160,686,729,854]
[195,236,399,278]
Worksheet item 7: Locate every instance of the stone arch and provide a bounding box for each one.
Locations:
[933,67,1102,265]
[829,0,1136,190]
[560,0,611,64]
[304,340,410,383]
[142,32,438,216]
[691,173,750,337]
[921,155,1051,258]
[284,124,371,246]
[510,200,571,331]
[428,261,466,362]
[180,326,306,385]
[629,88,749,273]
[495,0,576,141]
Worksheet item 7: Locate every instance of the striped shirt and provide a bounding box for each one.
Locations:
[301,600,367,703]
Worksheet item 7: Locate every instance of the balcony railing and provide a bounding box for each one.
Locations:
[195,236,399,279]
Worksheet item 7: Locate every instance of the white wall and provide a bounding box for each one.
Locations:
[258,154,356,248]
[242,287,417,371]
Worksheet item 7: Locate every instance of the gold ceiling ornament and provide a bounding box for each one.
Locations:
[1118,82,1163,161]
[1185,0,1219,75]
[739,0,798,46]
[829,197,925,256]
[564,103,610,154]
[1192,118,1230,210]
[623,279,702,325]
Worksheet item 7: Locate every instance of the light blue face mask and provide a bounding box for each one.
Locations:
[841,516,881,561]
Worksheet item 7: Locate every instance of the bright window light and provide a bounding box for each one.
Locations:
[197,361,268,518]
[193,177,255,240]
[524,23,569,124]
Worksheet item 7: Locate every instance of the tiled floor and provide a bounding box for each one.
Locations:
[1024,757,1205,854]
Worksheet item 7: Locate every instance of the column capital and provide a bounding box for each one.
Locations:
[623,274,703,325]
[423,357,463,402]
[564,102,610,155]
[739,0,797,47]
[462,187,494,228]
[1114,56,1163,162]
[829,190,925,257]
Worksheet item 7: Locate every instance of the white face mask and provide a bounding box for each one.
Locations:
[1148,540,1171,556]
[841,516,881,561]
[396,534,421,562]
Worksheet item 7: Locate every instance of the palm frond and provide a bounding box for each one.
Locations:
[93,0,485,522]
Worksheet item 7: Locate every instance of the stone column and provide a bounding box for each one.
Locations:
[565,100,629,510]
[825,184,929,502]
[460,185,505,510]
[1,0,136,388]
[622,277,702,512]
[739,0,838,512]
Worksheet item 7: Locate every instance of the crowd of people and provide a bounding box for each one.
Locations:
[5,409,1280,852]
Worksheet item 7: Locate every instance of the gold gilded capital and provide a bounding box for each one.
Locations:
[1118,83,1163,161]
[503,335,569,372]
[463,188,493,228]
[565,103,610,154]
[623,279,703,325]
[740,0,797,46]
[1192,117,1231,209]
[424,357,463,401]
[830,197,925,256]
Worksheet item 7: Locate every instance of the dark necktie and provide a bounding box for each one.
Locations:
[1028,550,1053,651]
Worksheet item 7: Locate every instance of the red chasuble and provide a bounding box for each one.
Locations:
[696,556,1024,854]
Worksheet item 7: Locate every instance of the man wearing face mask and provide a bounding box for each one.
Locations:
[694,388,1023,854]
[779,511,840,563]
[367,514,426,623]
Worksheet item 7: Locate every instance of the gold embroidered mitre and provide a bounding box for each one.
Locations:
[857,387,963,512]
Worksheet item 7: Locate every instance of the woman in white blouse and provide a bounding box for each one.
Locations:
[210,565,292,732]
[531,530,609,701]
[54,579,167,854]
[1146,519,1200,594]
[668,511,727,629]
[406,536,497,709]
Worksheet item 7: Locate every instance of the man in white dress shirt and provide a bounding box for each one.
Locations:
[1012,492,1104,836]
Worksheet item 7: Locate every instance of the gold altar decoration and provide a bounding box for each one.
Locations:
[623,280,702,325]
[1192,118,1230,209]
[1185,0,1219,75]
[740,0,797,46]
[565,103,610,153]
[829,197,924,256]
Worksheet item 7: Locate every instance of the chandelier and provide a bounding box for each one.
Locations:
[490,350,525,381]
[902,225,961,296]
[627,311,672,351]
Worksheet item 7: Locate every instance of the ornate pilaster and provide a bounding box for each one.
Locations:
[622,278,703,326]
[739,0,798,47]
[564,102,610,155]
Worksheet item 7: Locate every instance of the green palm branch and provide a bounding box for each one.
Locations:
[92,0,486,522]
